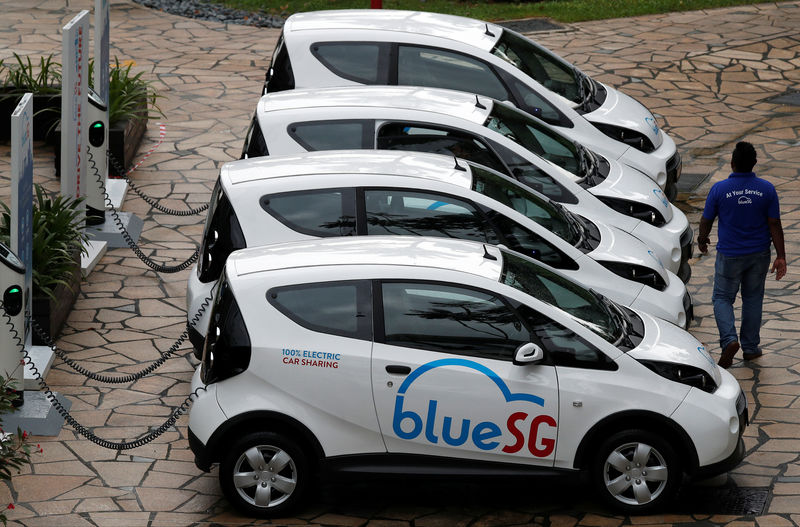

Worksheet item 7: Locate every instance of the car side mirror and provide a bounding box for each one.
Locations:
[514,342,544,365]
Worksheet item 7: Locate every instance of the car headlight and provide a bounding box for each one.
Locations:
[597,261,667,291]
[638,360,718,393]
[592,122,655,153]
[596,196,666,227]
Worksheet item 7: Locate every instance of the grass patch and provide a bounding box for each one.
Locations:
[211,0,777,23]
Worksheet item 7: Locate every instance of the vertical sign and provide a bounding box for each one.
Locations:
[94,0,110,105]
[11,94,33,348]
[61,10,90,204]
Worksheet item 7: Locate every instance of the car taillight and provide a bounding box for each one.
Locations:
[201,276,251,385]
[198,182,246,283]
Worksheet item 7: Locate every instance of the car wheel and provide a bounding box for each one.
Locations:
[220,431,309,517]
[592,429,681,513]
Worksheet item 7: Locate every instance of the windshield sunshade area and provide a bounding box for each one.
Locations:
[470,164,580,246]
[484,103,583,176]
[500,250,621,344]
[491,30,579,103]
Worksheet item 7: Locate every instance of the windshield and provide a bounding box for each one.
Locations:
[491,30,580,104]
[500,250,621,344]
[470,164,580,245]
[485,103,582,176]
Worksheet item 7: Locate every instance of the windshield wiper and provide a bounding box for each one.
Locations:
[554,201,586,247]
[589,289,625,346]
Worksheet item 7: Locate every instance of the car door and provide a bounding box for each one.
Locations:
[370,280,559,467]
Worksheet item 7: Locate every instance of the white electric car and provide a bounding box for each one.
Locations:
[187,150,692,354]
[242,86,693,281]
[188,236,746,518]
[264,9,682,199]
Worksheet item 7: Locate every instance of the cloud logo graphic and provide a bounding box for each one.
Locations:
[644,117,660,135]
[738,196,752,205]
[697,345,716,367]
[653,188,668,208]
[398,358,544,407]
[647,249,665,270]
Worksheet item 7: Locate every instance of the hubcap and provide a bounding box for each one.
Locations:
[232,444,297,509]
[603,441,668,506]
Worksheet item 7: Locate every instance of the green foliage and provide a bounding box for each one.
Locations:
[1,52,164,126]
[0,53,61,95]
[0,184,89,302]
[0,376,33,526]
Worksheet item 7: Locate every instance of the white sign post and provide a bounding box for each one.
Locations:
[8,93,33,395]
[61,10,90,208]
[94,0,110,106]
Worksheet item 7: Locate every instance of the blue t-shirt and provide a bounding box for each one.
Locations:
[702,172,779,256]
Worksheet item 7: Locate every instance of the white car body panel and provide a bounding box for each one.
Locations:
[276,9,676,187]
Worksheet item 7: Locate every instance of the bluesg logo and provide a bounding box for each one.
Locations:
[697,345,716,367]
[647,249,665,270]
[392,358,557,457]
[653,188,668,208]
[644,117,660,135]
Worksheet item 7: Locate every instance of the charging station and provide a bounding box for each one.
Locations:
[86,87,108,226]
[0,242,25,406]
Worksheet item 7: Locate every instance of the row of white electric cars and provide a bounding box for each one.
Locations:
[186,9,744,518]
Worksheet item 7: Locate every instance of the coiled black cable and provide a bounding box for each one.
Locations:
[107,150,209,216]
[1,301,208,451]
[87,148,200,274]
[30,286,215,384]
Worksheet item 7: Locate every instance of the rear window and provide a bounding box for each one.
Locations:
[311,42,385,84]
[241,115,269,159]
[265,33,295,93]
[269,281,372,340]
[260,189,356,237]
[289,120,373,151]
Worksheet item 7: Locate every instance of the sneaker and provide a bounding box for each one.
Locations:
[718,341,740,369]
[743,349,763,360]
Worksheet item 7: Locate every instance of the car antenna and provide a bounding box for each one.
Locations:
[474,94,486,110]
[483,245,497,261]
[453,155,467,172]
[484,24,495,37]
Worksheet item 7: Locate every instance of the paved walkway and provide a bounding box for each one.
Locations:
[0,1,799,525]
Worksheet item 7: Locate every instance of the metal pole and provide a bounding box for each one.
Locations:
[371,0,382,8]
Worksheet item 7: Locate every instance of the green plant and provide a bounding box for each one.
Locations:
[0,53,61,95]
[0,376,34,527]
[90,57,165,125]
[0,184,89,301]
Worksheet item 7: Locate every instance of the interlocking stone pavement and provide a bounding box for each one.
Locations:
[0,1,799,525]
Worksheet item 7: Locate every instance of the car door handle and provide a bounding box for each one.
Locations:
[386,365,411,375]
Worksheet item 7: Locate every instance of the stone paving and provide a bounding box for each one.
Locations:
[0,0,799,525]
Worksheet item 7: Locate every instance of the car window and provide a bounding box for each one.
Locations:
[485,103,580,175]
[241,115,269,159]
[496,69,569,127]
[492,30,579,103]
[288,120,374,151]
[261,189,356,237]
[377,122,508,173]
[269,280,372,340]
[516,303,616,370]
[470,165,575,243]
[265,32,295,93]
[488,212,578,270]
[381,281,528,359]
[397,46,510,101]
[500,250,619,343]
[487,140,578,204]
[364,189,500,244]
[311,42,384,84]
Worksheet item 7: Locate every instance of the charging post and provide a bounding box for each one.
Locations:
[86,87,108,226]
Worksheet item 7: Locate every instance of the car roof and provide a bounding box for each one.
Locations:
[284,9,501,52]
[222,150,473,189]
[228,236,505,282]
[259,86,492,126]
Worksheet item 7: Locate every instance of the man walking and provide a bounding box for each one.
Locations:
[697,141,786,369]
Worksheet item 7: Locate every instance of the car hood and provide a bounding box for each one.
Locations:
[628,311,722,385]
[588,222,670,284]
[583,83,664,150]
[594,156,674,223]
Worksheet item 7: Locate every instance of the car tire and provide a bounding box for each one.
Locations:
[219,431,310,518]
[592,429,681,513]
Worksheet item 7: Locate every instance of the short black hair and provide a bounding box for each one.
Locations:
[732,141,757,172]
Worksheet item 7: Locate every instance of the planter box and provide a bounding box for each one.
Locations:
[0,91,60,142]
[31,251,81,346]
